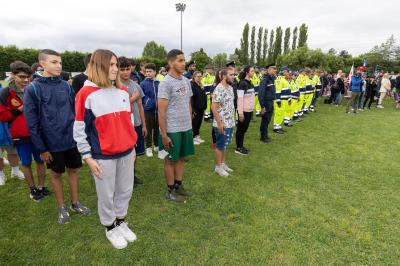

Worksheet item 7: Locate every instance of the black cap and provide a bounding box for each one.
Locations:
[187,60,196,66]
[266,63,276,69]
[226,61,236,68]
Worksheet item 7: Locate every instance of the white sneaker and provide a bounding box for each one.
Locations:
[222,163,233,172]
[11,169,25,180]
[193,139,201,145]
[196,136,205,143]
[105,227,128,249]
[358,108,363,112]
[158,149,169,160]
[145,148,153,157]
[215,165,229,177]
[3,158,9,165]
[0,172,5,186]
[117,222,137,242]
[377,105,384,109]
[153,146,159,153]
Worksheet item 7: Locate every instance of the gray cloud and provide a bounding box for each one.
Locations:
[0,0,399,58]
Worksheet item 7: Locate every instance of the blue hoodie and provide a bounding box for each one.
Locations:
[350,75,362,92]
[24,76,77,153]
[140,78,159,113]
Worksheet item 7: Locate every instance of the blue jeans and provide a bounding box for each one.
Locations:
[357,91,365,109]
[334,92,341,105]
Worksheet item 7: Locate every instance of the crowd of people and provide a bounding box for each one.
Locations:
[0,48,399,250]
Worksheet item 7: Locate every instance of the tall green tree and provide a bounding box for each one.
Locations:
[272,27,283,63]
[262,28,268,65]
[292,27,298,50]
[256,27,263,65]
[142,41,167,59]
[298,23,308,48]
[212,53,228,68]
[283,27,291,54]
[250,26,256,65]
[267,29,275,63]
[239,23,250,65]
[190,48,211,71]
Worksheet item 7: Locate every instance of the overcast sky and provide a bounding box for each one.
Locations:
[1,0,399,59]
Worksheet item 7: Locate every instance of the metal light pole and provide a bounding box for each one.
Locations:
[175,3,186,51]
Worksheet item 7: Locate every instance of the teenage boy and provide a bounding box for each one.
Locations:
[0,61,50,201]
[24,49,91,224]
[119,56,147,185]
[158,49,194,203]
[140,63,161,158]
[211,68,236,177]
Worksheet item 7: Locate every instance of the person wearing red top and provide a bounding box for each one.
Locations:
[74,49,138,250]
[0,61,49,201]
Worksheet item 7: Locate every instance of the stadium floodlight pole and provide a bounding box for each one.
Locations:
[175,3,186,51]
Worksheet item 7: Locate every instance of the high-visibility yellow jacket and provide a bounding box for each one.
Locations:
[156,74,165,81]
[275,76,291,102]
[201,73,215,87]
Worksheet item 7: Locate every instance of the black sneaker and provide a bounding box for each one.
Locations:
[284,123,293,127]
[38,187,52,196]
[235,147,249,155]
[273,129,285,134]
[243,147,250,153]
[30,188,44,202]
[134,176,143,186]
[260,137,271,143]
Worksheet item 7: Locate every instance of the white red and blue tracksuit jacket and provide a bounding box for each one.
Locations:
[73,80,137,160]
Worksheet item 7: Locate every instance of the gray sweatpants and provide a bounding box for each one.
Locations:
[94,150,135,226]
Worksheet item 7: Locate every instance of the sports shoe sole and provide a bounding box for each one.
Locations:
[234,150,248,156]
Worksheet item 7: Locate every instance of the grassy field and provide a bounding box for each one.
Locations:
[0,100,399,265]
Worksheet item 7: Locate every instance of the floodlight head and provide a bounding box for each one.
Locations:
[175,3,186,12]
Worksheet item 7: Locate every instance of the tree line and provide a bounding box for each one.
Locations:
[1,31,399,79]
[232,23,309,66]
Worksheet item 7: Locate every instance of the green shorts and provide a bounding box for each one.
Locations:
[159,130,195,161]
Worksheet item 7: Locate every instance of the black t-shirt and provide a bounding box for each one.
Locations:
[72,73,88,94]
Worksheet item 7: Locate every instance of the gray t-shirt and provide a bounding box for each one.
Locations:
[125,80,144,127]
[158,74,193,133]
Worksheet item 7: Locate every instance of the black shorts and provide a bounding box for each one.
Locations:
[47,147,82,174]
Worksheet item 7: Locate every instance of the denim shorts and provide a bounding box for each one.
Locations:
[213,127,233,151]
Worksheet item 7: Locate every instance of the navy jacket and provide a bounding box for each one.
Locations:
[258,74,276,108]
[24,76,77,153]
[140,78,159,113]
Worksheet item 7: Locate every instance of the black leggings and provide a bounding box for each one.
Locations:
[236,112,253,148]
[363,90,376,108]
[192,109,204,137]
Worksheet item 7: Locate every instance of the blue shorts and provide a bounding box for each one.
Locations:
[213,127,233,151]
[15,143,43,167]
[135,125,145,156]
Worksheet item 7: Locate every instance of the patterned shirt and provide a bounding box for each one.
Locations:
[212,84,235,128]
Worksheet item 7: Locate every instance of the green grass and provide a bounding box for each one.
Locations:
[1,101,400,265]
